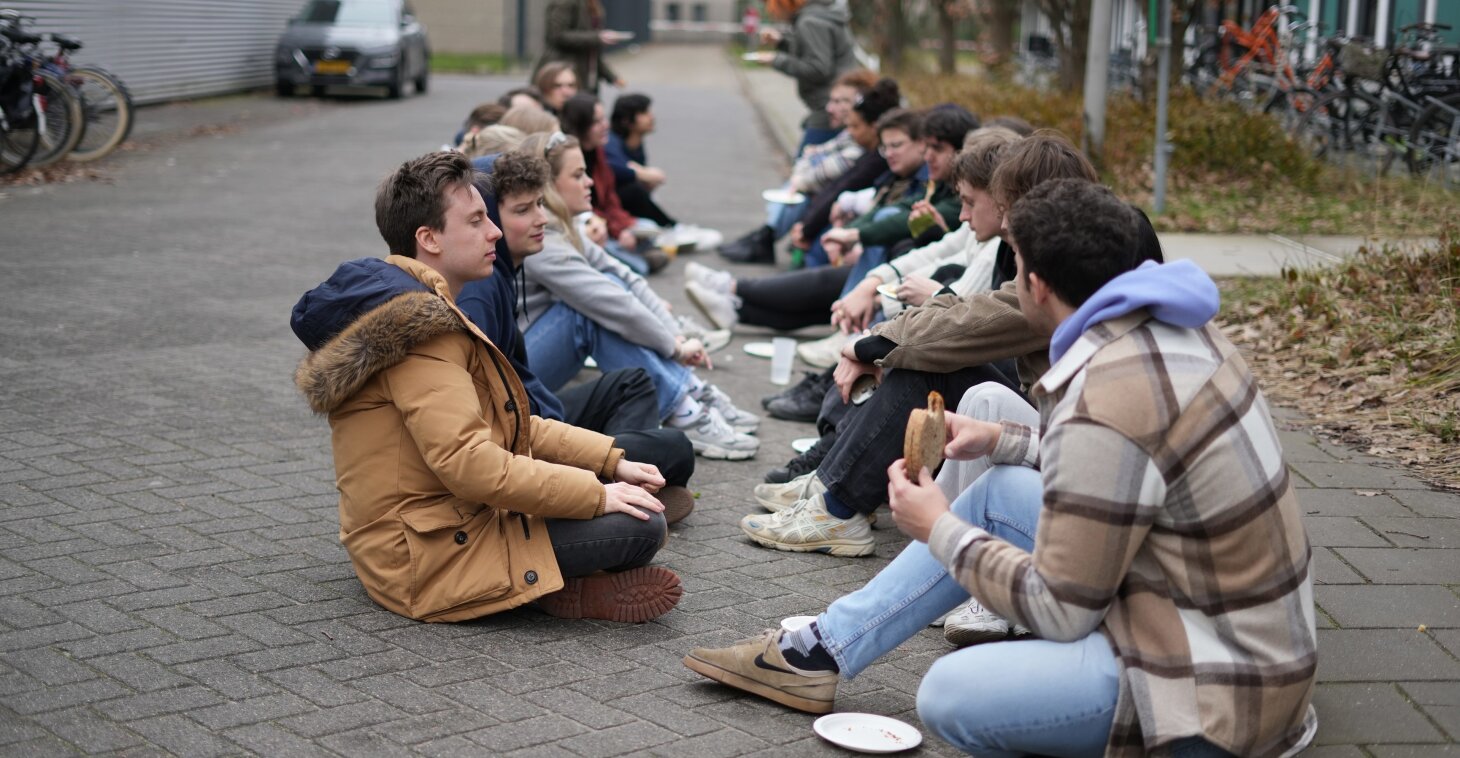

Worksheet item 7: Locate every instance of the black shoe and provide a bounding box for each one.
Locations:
[761,370,824,409]
[763,430,837,484]
[643,248,671,273]
[766,371,833,422]
[718,225,775,264]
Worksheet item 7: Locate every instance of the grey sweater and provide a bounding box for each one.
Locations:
[519,228,680,359]
[772,0,857,130]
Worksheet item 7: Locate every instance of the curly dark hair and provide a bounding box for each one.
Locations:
[374,151,477,258]
[1007,178,1141,309]
[920,104,980,148]
[489,150,551,203]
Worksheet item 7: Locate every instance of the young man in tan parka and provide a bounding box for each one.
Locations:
[290,150,682,624]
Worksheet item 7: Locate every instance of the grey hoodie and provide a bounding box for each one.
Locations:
[519,228,681,359]
[772,0,858,130]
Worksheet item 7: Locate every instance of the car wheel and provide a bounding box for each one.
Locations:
[386,67,404,99]
[275,79,294,97]
[310,85,326,97]
[414,66,428,95]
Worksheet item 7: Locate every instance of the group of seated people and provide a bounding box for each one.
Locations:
[289,64,1318,756]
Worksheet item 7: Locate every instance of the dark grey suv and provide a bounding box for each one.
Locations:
[275,0,430,99]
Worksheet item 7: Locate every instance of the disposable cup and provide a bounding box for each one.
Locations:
[770,337,796,385]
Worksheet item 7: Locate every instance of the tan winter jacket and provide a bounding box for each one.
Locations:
[294,256,623,622]
[872,280,1052,386]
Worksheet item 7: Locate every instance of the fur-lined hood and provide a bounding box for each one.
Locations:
[295,290,465,414]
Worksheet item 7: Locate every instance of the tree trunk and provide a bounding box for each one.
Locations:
[938,3,958,74]
[1038,0,1091,92]
[880,0,908,73]
[981,0,1020,64]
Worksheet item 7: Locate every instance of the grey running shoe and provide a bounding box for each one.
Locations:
[943,600,1010,647]
[675,408,759,461]
[696,383,760,434]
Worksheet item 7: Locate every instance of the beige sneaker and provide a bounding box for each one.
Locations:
[753,472,826,512]
[796,331,849,369]
[740,493,875,557]
[683,629,837,713]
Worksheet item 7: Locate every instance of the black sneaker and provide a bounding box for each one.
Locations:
[766,371,833,423]
[763,430,837,484]
[718,225,775,264]
[762,370,826,409]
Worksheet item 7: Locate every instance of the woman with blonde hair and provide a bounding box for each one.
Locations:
[500,105,563,136]
[458,124,526,158]
[511,132,761,462]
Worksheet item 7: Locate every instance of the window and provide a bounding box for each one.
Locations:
[692,3,707,22]
[666,2,681,22]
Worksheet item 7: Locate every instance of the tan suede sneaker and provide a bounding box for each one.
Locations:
[682,629,837,714]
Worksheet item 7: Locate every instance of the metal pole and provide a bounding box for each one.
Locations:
[1153,0,1173,213]
[1083,0,1115,161]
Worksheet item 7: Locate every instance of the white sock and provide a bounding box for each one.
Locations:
[665,394,706,428]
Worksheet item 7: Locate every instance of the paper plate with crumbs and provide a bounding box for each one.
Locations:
[813,713,922,753]
[762,188,806,206]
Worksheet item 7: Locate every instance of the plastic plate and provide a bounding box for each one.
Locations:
[812,713,922,753]
[762,188,806,205]
[743,341,775,359]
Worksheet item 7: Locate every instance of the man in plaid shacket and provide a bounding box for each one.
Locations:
[683,179,1317,756]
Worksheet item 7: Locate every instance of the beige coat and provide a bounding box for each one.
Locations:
[295,256,623,622]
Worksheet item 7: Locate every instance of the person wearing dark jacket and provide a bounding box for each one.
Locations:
[747,0,858,151]
[289,151,681,623]
[536,0,627,95]
[457,154,697,521]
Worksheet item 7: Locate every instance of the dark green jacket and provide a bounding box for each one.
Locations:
[849,173,961,249]
[772,0,857,130]
[537,0,618,93]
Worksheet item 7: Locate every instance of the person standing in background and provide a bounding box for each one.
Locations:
[537,0,631,96]
[746,0,858,153]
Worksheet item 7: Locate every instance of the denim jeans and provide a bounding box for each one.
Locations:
[764,197,809,240]
[603,239,652,275]
[935,383,1039,502]
[818,465,1118,756]
[524,300,691,421]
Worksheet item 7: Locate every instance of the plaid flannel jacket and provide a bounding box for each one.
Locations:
[928,311,1318,756]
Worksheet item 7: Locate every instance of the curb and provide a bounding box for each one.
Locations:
[729,53,799,165]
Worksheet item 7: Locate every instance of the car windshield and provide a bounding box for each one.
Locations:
[297,0,396,25]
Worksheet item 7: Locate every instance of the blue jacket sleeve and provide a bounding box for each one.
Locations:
[603,135,638,188]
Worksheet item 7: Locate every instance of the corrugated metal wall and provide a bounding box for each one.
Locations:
[4,0,305,105]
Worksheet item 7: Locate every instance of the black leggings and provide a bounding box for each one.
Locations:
[617,181,677,228]
[735,265,852,331]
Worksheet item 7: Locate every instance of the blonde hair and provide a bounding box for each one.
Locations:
[500,106,563,135]
[515,131,585,251]
[458,125,526,158]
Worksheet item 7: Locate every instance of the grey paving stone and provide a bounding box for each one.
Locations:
[0,648,95,687]
[1398,681,1460,741]
[1291,461,1436,490]
[129,713,248,756]
[1311,683,1444,744]
[173,659,281,700]
[187,692,317,730]
[223,722,326,756]
[28,706,144,753]
[1389,489,1460,518]
[555,719,679,757]
[0,678,131,716]
[646,727,773,758]
[1316,629,1460,681]
[275,699,407,739]
[1299,747,1369,758]
[375,709,501,746]
[1369,746,1460,756]
[1306,516,1394,547]
[1336,547,1460,584]
[1317,585,1460,628]
[88,652,194,692]
[463,714,590,753]
[92,684,224,721]
[523,688,637,730]
[1365,516,1460,548]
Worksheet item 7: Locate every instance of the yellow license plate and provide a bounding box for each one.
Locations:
[314,60,350,75]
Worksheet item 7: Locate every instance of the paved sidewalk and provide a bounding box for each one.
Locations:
[0,42,1455,756]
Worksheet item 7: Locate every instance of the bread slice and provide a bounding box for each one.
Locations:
[903,392,946,483]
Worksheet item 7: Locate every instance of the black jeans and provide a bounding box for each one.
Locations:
[545,510,667,578]
[818,366,1020,514]
[557,368,695,488]
[736,265,851,331]
[617,181,677,228]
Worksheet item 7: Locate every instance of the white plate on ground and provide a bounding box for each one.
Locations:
[780,614,817,632]
[791,437,818,454]
[744,341,775,359]
[876,283,900,300]
[813,713,922,754]
[762,188,806,206]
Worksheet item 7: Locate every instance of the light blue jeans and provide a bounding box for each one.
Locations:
[765,197,808,239]
[524,300,691,421]
[817,465,1121,756]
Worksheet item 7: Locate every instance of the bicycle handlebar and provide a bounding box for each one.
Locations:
[1401,22,1452,33]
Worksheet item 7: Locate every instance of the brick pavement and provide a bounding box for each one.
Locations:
[0,43,1456,756]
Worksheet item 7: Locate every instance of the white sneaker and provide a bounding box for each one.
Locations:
[671,224,723,251]
[672,408,759,461]
[753,472,827,513]
[943,600,1010,647]
[796,332,848,369]
[685,261,736,296]
[740,493,875,557]
[675,313,732,354]
[695,383,760,434]
[685,280,740,331]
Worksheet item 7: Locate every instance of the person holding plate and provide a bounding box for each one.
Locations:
[743,0,859,153]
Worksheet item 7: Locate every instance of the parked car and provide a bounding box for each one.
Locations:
[275,0,429,99]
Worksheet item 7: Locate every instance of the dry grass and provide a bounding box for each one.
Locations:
[900,71,1455,237]
[1219,230,1460,489]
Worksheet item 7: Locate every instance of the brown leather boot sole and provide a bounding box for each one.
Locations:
[537,566,682,623]
[657,486,695,525]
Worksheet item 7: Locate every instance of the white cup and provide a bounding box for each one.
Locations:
[770,337,796,385]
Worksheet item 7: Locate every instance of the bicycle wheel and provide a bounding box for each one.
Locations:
[1296,89,1384,166]
[1265,84,1318,132]
[1406,92,1460,181]
[28,69,84,167]
[0,114,39,174]
[65,66,132,162]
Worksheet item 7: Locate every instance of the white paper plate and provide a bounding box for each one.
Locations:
[813,713,922,754]
[741,52,761,62]
[876,283,900,300]
[762,188,806,206]
[780,614,817,632]
[743,341,775,359]
[791,437,818,454]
